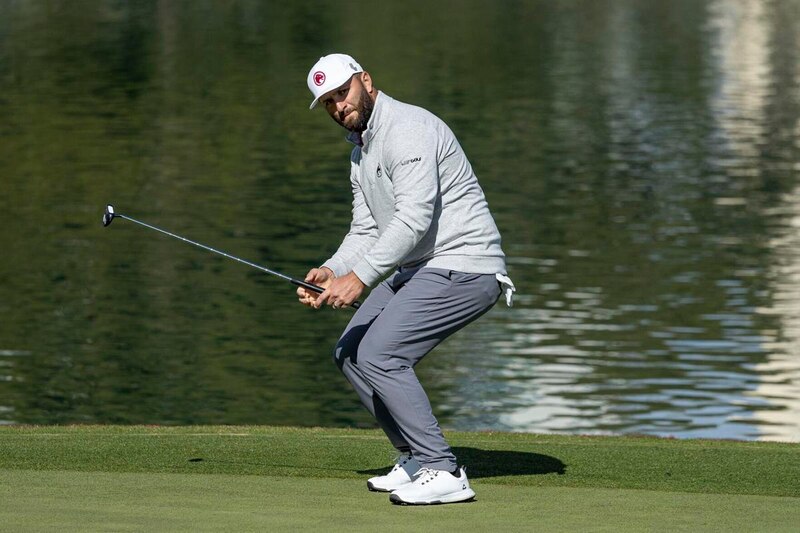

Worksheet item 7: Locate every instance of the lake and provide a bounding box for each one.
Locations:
[1,0,799,441]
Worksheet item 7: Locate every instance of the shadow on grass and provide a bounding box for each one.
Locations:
[357,447,566,479]
[187,448,565,478]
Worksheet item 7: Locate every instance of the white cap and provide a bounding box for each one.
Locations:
[307,53,363,109]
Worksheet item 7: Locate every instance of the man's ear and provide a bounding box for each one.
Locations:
[360,71,375,95]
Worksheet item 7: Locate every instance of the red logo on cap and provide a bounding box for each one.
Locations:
[313,71,326,86]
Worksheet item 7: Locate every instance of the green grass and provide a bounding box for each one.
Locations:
[1,426,799,531]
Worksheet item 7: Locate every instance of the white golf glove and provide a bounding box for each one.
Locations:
[495,273,516,307]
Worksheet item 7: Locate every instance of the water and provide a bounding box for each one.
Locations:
[1,0,799,441]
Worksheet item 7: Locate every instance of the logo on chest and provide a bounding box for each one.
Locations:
[376,164,382,178]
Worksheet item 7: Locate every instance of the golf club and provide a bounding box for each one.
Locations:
[102,204,359,309]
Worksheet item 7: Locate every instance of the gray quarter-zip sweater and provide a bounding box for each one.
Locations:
[322,92,506,287]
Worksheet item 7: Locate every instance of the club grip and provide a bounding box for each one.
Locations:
[290,279,361,309]
[292,278,324,294]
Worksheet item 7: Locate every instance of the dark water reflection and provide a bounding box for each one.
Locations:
[1,0,799,441]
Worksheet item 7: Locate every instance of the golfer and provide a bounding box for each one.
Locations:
[298,53,514,505]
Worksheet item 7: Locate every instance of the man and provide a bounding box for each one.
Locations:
[298,53,514,505]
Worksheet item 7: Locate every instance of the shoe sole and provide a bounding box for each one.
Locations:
[389,489,476,506]
[367,480,412,493]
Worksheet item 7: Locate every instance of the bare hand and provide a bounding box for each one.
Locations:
[297,267,334,307]
[313,271,365,310]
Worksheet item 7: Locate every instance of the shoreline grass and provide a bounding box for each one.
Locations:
[1,426,798,531]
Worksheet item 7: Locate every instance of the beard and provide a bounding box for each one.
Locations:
[340,86,374,132]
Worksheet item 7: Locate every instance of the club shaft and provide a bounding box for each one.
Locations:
[116,213,341,300]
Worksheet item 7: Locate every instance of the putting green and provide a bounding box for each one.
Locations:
[2,469,798,532]
[1,426,798,531]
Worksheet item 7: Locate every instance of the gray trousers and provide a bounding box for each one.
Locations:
[334,267,500,471]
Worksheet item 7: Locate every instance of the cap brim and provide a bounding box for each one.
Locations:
[309,98,320,110]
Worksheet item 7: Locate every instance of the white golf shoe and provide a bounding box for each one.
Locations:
[389,466,476,505]
[367,453,421,492]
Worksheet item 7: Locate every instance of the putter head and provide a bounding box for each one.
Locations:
[102,204,115,227]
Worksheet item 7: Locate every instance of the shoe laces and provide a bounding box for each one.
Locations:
[413,467,440,485]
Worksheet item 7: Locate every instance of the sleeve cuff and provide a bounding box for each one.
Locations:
[321,258,349,279]
[352,259,383,287]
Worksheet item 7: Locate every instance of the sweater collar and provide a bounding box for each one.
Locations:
[346,91,386,149]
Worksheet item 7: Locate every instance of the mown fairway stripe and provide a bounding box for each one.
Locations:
[1,469,798,533]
